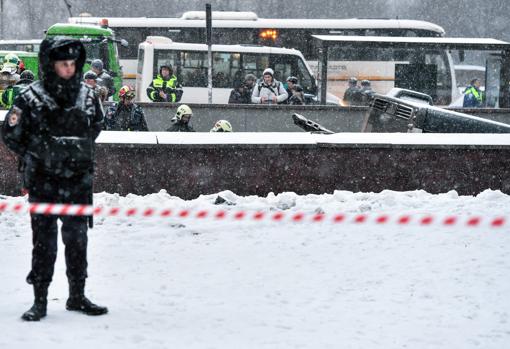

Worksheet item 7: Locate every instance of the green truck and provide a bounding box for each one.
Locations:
[45,23,127,99]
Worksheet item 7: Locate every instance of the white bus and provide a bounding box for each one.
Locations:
[69,12,446,81]
[136,36,328,104]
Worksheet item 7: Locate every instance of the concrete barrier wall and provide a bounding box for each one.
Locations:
[138,103,368,132]
[1,132,509,198]
[3,105,510,133]
[130,103,510,132]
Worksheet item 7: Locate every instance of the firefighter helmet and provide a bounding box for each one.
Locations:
[210,119,232,132]
[119,85,135,99]
[175,104,193,121]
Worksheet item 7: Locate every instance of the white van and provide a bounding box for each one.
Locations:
[136,36,326,104]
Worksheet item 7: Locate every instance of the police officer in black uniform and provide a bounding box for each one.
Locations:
[1,37,107,321]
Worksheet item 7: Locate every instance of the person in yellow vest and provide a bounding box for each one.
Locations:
[463,78,484,108]
[0,63,20,109]
[0,70,34,109]
[146,64,183,103]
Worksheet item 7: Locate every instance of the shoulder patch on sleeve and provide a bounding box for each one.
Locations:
[7,106,22,127]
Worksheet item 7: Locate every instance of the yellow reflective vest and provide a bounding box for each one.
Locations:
[146,74,180,102]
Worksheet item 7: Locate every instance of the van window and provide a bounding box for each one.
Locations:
[154,49,178,78]
[179,51,207,87]
[297,58,314,93]
[242,54,269,78]
[212,52,241,88]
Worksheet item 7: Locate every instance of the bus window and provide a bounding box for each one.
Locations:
[179,28,204,43]
[179,51,207,87]
[213,29,254,45]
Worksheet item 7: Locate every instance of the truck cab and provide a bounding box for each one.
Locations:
[45,23,125,100]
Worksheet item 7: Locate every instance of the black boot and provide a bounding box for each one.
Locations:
[21,283,49,321]
[66,280,108,316]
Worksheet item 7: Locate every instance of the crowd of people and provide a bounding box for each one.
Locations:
[1,52,490,136]
[229,68,306,106]
[0,53,35,109]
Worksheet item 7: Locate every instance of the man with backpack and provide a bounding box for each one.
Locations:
[251,68,288,104]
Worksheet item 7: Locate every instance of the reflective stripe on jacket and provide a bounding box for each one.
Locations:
[146,74,179,102]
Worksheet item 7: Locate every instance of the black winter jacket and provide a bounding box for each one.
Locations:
[105,102,148,131]
[1,37,103,203]
[166,121,195,132]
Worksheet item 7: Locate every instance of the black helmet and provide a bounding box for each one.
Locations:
[20,69,35,81]
[159,64,173,75]
[286,76,298,84]
[361,79,370,87]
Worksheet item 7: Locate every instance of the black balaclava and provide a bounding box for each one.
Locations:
[39,36,86,107]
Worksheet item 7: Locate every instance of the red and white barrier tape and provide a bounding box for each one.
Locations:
[0,201,508,228]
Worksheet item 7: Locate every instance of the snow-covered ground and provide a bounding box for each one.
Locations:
[1,189,510,349]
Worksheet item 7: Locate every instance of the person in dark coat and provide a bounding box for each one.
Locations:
[91,58,115,98]
[284,76,299,104]
[243,73,257,98]
[166,104,195,132]
[228,79,251,104]
[360,79,375,106]
[1,36,107,321]
[288,84,305,105]
[104,85,148,131]
[343,77,361,105]
[228,73,257,104]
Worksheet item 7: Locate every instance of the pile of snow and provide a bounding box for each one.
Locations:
[1,189,509,349]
